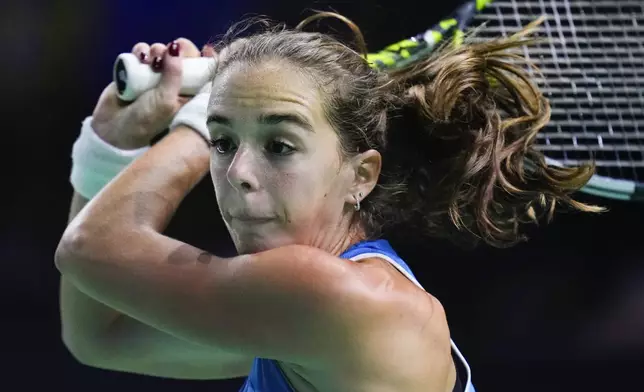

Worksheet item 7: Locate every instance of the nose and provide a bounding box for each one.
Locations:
[226,147,260,193]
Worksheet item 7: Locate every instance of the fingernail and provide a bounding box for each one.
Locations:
[168,41,180,57]
[152,56,163,71]
[139,52,148,62]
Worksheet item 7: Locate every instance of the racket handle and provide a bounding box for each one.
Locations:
[113,53,217,102]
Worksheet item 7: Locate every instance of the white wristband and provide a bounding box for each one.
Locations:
[168,91,210,142]
[70,117,150,199]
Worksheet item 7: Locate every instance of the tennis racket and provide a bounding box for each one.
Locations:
[368,0,644,202]
[114,0,644,201]
[365,0,493,70]
[113,0,491,101]
[467,0,644,202]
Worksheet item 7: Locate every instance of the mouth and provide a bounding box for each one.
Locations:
[230,215,275,223]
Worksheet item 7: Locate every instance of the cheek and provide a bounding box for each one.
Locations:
[269,169,313,217]
[275,158,344,222]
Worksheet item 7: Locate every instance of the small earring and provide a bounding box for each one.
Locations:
[353,192,362,212]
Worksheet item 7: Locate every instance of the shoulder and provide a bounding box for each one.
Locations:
[252,246,448,342]
[223,245,449,367]
[267,250,453,387]
[242,245,421,309]
[350,256,449,330]
[335,256,454,384]
[248,245,446,323]
[236,245,392,317]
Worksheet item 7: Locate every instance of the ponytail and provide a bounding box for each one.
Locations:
[383,20,603,247]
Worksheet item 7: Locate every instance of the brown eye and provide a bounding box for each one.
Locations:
[266,140,295,156]
[209,137,236,154]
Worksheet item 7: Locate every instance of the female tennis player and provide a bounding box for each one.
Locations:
[56,14,600,392]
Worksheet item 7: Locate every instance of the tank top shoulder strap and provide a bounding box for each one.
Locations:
[340,239,476,392]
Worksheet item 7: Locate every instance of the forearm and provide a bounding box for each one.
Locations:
[59,127,209,358]
[60,192,122,360]
[60,127,209,257]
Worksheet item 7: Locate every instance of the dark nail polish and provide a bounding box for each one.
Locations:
[152,56,163,71]
[139,52,148,62]
[168,41,180,57]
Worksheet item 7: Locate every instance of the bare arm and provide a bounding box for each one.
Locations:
[60,135,252,379]
[56,127,387,368]
[60,193,122,361]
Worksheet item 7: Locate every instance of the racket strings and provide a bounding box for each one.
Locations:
[473,0,644,183]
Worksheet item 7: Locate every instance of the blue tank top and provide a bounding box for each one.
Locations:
[239,239,475,392]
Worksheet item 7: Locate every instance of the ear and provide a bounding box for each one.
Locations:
[343,149,382,207]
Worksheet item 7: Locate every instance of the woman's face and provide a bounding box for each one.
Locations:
[207,60,367,255]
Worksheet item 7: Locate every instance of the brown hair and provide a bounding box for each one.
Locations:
[212,13,603,248]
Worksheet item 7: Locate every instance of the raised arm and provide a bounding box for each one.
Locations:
[56,122,384,366]
[55,48,391,369]
[58,40,252,379]
[60,192,122,364]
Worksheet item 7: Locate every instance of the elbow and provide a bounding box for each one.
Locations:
[62,330,137,374]
[55,228,97,274]
[61,322,113,369]
[62,332,100,367]
[60,319,122,370]
[63,335,119,371]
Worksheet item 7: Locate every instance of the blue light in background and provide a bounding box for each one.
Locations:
[92,0,255,89]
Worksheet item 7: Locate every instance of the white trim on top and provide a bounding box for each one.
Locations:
[349,252,474,392]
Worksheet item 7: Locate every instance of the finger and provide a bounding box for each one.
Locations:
[173,37,201,58]
[154,41,183,107]
[149,42,167,72]
[149,42,167,59]
[132,42,151,63]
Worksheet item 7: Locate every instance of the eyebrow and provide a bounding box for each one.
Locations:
[206,112,315,133]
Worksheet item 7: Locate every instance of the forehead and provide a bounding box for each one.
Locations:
[208,61,324,120]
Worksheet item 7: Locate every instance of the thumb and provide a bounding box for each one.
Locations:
[155,42,183,101]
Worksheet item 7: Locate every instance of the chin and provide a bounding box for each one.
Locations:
[233,234,296,255]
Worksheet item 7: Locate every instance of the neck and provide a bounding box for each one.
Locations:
[324,215,368,257]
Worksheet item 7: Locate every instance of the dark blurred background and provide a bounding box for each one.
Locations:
[2,0,643,390]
